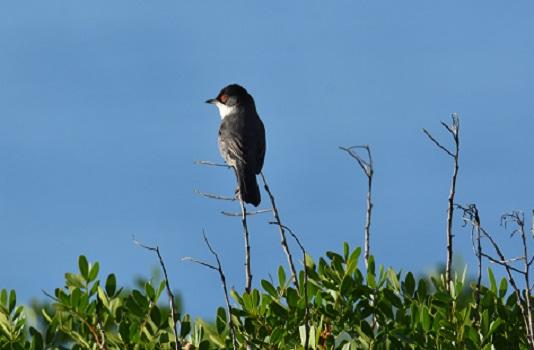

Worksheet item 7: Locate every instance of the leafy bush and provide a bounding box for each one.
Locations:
[1,243,530,349]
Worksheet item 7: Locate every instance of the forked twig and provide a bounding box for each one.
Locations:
[260,172,299,290]
[269,222,310,350]
[132,237,180,350]
[423,113,460,291]
[339,145,374,269]
[182,232,238,350]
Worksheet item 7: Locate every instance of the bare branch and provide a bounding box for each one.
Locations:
[194,160,231,168]
[195,190,237,201]
[133,237,180,350]
[423,114,460,291]
[339,144,374,269]
[260,172,299,290]
[221,209,272,217]
[456,203,482,323]
[182,232,239,350]
[422,129,454,158]
[268,222,310,350]
[238,197,253,293]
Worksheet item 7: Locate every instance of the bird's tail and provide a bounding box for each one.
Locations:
[236,167,261,207]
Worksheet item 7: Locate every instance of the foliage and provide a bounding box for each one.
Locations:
[1,245,531,349]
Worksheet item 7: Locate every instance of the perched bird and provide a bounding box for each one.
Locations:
[206,84,266,206]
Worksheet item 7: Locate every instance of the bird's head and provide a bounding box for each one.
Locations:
[206,84,252,119]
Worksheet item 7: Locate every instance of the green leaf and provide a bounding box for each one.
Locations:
[487,318,503,337]
[0,289,7,306]
[88,262,100,282]
[261,280,278,297]
[403,272,415,296]
[498,278,507,298]
[343,242,350,261]
[387,268,400,291]
[65,273,85,288]
[29,327,44,350]
[270,301,288,318]
[180,315,191,338]
[340,275,353,295]
[8,289,16,313]
[420,305,431,331]
[150,306,161,326]
[487,268,497,294]
[78,255,89,280]
[286,287,298,308]
[145,282,156,301]
[278,266,286,287]
[105,274,117,297]
[216,307,226,334]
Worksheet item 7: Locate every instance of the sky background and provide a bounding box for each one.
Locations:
[1,1,533,319]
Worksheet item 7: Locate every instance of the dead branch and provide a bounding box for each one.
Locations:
[456,203,482,323]
[457,206,534,347]
[239,196,253,293]
[221,209,272,217]
[182,232,238,350]
[195,190,237,201]
[423,113,460,291]
[501,211,534,344]
[269,222,310,349]
[132,237,180,350]
[339,145,374,269]
[260,172,299,290]
[194,160,231,168]
[196,159,253,293]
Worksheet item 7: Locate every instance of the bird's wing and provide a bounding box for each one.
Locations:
[219,130,246,167]
[255,118,266,174]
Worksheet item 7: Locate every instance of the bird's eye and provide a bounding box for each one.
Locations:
[219,94,228,103]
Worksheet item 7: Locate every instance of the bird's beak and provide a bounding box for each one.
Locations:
[205,98,216,104]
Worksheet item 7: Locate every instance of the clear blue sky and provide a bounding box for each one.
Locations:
[1,1,533,318]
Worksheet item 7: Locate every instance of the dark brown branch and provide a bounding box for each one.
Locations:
[423,114,460,291]
[260,172,299,290]
[339,145,374,269]
[133,237,180,350]
[182,232,238,350]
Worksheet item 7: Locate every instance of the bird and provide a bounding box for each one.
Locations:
[206,84,266,206]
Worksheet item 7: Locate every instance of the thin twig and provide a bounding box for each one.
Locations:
[133,237,180,350]
[456,204,482,324]
[423,114,460,291]
[260,172,299,290]
[43,290,108,349]
[221,209,272,217]
[239,196,253,293]
[269,222,310,349]
[195,160,232,168]
[502,211,534,345]
[182,232,239,350]
[339,145,374,269]
[195,190,237,201]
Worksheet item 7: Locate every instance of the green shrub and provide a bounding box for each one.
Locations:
[0,244,530,349]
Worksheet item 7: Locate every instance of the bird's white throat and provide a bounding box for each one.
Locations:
[215,102,237,119]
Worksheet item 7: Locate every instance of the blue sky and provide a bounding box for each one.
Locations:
[1,1,533,318]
